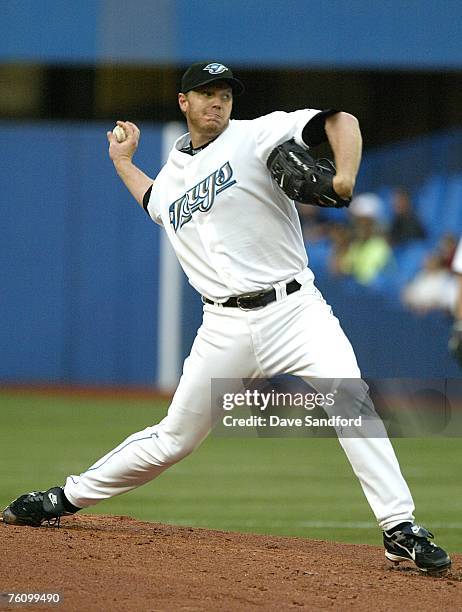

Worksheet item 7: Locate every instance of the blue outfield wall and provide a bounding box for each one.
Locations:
[1,122,162,386]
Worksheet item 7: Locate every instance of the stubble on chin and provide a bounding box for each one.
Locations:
[204,117,229,137]
[189,114,230,143]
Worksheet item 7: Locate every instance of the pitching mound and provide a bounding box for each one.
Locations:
[1,515,461,611]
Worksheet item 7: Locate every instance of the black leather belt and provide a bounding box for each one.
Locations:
[202,279,302,310]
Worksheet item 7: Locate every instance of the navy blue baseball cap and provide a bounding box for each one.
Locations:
[181,62,245,95]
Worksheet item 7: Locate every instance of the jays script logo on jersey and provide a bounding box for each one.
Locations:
[169,162,236,232]
[203,63,228,75]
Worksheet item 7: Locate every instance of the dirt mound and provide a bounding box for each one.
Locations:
[1,515,461,611]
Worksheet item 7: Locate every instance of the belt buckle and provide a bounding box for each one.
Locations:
[236,291,268,311]
[236,295,253,310]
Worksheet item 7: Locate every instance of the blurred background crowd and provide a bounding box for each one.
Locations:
[298,185,459,317]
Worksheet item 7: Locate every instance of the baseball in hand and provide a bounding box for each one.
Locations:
[112,125,127,143]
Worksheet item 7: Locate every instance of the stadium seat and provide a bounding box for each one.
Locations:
[414,175,447,243]
[393,240,428,286]
[438,173,462,237]
[375,185,394,226]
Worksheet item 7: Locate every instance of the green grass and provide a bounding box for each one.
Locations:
[1,391,462,553]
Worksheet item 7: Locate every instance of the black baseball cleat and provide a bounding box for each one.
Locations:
[383,523,451,574]
[2,487,78,527]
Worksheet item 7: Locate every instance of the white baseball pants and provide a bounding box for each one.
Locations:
[64,269,415,531]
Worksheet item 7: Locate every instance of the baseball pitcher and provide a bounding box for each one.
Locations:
[3,62,450,574]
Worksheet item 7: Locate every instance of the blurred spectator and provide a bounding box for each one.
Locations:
[439,232,457,268]
[328,223,353,276]
[340,193,392,285]
[389,187,426,245]
[402,233,458,314]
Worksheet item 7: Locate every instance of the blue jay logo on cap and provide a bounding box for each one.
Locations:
[203,63,228,75]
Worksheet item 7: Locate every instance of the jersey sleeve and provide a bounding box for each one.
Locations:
[252,108,323,163]
[302,109,339,147]
[142,185,153,211]
[144,183,163,226]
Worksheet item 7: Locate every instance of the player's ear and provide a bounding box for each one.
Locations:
[178,92,188,113]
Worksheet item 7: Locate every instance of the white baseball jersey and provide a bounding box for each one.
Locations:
[145,109,321,300]
[452,238,462,274]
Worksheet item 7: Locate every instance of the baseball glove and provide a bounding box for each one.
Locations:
[449,320,462,367]
[267,139,351,208]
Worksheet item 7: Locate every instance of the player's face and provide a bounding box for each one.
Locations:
[178,83,233,143]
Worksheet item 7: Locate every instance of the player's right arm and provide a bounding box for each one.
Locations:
[107,121,154,208]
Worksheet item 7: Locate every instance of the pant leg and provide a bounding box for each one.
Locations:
[253,283,415,531]
[65,305,260,508]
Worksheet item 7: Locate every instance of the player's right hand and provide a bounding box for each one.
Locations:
[107,120,140,163]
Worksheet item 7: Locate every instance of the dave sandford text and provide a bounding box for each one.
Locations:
[221,389,362,429]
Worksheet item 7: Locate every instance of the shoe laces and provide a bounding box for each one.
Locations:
[20,491,62,527]
[393,525,437,554]
[407,535,437,554]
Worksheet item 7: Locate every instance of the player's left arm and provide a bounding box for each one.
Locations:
[324,112,362,200]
